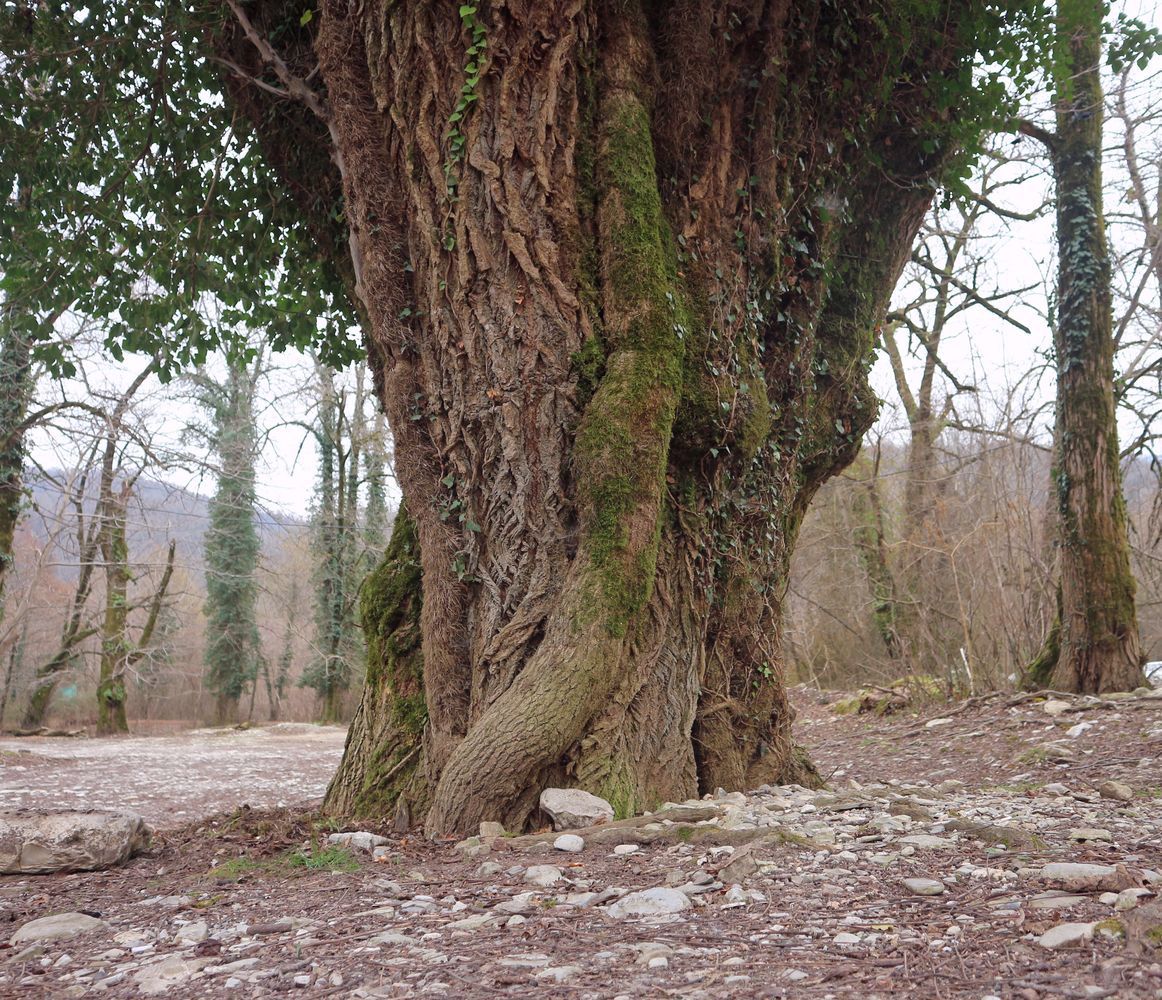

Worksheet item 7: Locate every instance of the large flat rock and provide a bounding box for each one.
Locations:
[0,809,151,874]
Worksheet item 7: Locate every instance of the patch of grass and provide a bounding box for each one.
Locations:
[1134,786,1162,799]
[287,845,361,873]
[1095,918,1126,940]
[208,844,361,880]
[210,857,262,879]
[192,894,222,909]
[987,781,1043,794]
[1016,746,1049,764]
[676,826,694,843]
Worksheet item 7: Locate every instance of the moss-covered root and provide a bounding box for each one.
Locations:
[323,506,428,824]
[1023,613,1062,691]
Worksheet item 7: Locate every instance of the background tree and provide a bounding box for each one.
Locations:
[1020,0,1145,693]
[196,351,265,724]
[298,361,381,723]
[847,150,1044,676]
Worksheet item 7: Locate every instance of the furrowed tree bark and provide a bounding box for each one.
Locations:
[1023,0,1144,693]
[219,0,983,834]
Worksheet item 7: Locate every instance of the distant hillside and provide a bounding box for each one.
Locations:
[22,470,308,580]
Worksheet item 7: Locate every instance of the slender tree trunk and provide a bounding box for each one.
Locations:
[0,620,27,729]
[1040,0,1143,693]
[0,317,34,607]
[223,0,976,834]
[96,488,131,735]
[849,465,907,664]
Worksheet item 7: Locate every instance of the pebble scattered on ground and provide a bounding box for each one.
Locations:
[3,686,1162,997]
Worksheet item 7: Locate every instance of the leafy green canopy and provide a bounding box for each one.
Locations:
[2,1,1158,384]
[0,2,358,379]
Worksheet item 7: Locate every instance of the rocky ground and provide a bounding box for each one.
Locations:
[0,723,347,825]
[3,686,1162,998]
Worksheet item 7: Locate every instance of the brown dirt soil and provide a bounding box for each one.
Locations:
[2,689,1162,998]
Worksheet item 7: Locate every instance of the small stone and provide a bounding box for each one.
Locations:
[613,844,639,856]
[479,822,506,839]
[899,835,956,850]
[903,878,945,896]
[1069,828,1112,843]
[833,932,861,946]
[175,920,208,944]
[205,958,261,977]
[134,956,207,995]
[1037,921,1096,949]
[553,834,584,853]
[11,913,107,945]
[1042,699,1071,716]
[1098,780,1134,803]
[524,864,563,886]
[1115,888,1152,911]
[635,943,673,965]
[925,718,954,728]
[1040,862,1119,890]
[647,956,669,969]
[538,788,614,830]
[494,891,537,914]
[786,970,809,982]
[1066,722,1093,739]
[475,861,502,877]
[537,966,581,983]
[1027,892,1089,910]
[293,974,312,986]
[605,888,691,919]
[498,953,550,969]
[327,831,387,851]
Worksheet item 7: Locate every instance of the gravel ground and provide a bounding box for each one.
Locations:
[2,688,1162,998]
[0,723,347,826]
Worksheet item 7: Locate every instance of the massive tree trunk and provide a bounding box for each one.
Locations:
[220,0,977,835]
[1026,0,1143,694]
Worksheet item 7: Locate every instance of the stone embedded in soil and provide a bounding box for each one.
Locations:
[605,888,691,919]
[175,920,208,944]
[553,834,584,853]
[327,831,388,851]
[539,788,614,830]
[1099,780,1134,803]
[899,834,956,850]
[11,913,108,945]
[902,877,945,896]
[134,955,210,995]
[524,865,563,887]
[1043,699,1072,716]
[1069,827,1113,843]
[1115,888,1153,911]
[1037,921,1096,949]
[613,844,639,856]
[1040,862,1118,886]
